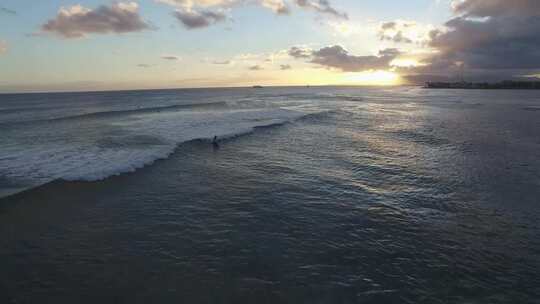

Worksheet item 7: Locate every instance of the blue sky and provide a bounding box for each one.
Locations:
[2,0,538,92]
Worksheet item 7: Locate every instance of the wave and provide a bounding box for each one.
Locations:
[392,129,451,147]
[330,94,364,102]
[0,107,311,199]
[1,101,230,126]
[295,110,339,122]
[307,93,364,102]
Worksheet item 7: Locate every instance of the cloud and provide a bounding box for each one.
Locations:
[294,0,347,19]
[137,64,153,68]
[41,2,150,38]
[212,60,231,64]
[161,55,181,60]
[381,21,396,31]
[381,30,413,44]
[288,44,403,72]
[173,9,226,29]
[306,45,400,72]
[0,41,7,54]
[157,0,289,15]
[377,20,433,45]
[260,0,290,14]
[249,65,263,70]
[155,0,237,9]
[424,0,540,73]
[288,46,313,58]
[451,0,540,17]
[157,0,344,28]
[280,64,292,70]
[1,7,16,15]
[392,0,540,83]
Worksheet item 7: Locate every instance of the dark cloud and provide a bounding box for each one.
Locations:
[378,48,401,57]
[381,21,396,30]
[280,64,292,70]
[288,45,401,72]
[157,0,345,30]
[137,64,152,68]
[1,7,16,15]
[430,17,540,69]
[41,2,150,38]
[173,9,226,29]
[161,55,181,60]
[452,0,540,18]
[294,0,347,19]
[309,45,400,72]
[377,21,420,44]
[157,0,289,15]
[410,0,540,81]
[212,60,231,65]
[380,31,413,44]
[158,0,350,19]
[249,65,263,71]
[288,46,313,58]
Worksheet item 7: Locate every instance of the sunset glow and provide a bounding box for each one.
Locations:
[345,70,400,86]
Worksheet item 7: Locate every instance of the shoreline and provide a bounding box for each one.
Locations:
[425,81,540,90]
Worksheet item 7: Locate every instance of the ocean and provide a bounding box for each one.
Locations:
[1,86,539,303]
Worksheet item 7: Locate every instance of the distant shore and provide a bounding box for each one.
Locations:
[425,81,540,90]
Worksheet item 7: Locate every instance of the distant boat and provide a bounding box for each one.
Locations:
[252,85,264,89]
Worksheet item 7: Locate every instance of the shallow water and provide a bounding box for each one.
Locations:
[1,87,540,303]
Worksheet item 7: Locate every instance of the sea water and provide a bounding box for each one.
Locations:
[1,86,539,303]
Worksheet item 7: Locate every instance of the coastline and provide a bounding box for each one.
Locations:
[425,80,540,90]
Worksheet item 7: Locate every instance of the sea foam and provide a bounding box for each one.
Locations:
[0,107,306,197]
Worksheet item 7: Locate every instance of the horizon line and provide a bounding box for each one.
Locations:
[0,84,419,95]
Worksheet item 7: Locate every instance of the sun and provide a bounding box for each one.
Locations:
[344,70,400,86]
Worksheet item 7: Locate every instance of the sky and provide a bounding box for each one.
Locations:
[0,0,539,92]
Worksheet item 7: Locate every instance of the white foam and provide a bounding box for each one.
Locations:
[0,108,305,196]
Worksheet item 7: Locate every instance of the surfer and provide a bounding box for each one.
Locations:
[212,136,220,149]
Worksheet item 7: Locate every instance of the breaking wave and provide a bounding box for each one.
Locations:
[0,106,309,198]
